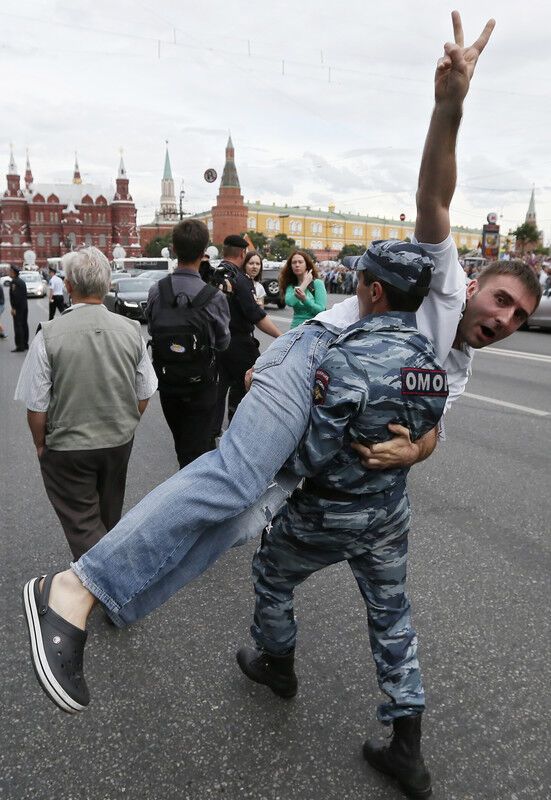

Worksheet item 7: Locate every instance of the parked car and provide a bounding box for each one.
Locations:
[261,266,285,308]
[109,272,131,290]
[20,271,48,298]
[103,277,155,321]
[525,287,551,330]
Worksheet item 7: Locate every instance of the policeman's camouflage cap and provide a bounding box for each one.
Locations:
[343,240,434,298]
[223,234,248,249]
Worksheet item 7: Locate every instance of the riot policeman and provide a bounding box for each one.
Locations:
[212,235,281,437]
[237,240,447,800]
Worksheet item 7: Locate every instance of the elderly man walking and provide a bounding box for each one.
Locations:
[15,247,157,559]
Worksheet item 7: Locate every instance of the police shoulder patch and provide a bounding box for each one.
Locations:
[401,367,448,396]
[313,368,330,405]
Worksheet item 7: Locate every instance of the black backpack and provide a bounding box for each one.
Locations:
[149,276,218,390]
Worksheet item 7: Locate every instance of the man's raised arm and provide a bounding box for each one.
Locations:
[354,11,495,472]
[415,10,495,244]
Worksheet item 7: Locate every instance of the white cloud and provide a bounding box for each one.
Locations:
[1,0,550,240]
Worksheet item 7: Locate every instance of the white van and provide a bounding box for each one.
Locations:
[111,257,175,275]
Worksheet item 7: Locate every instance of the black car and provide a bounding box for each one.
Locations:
[103,277,154,321]
[261,266,285,308]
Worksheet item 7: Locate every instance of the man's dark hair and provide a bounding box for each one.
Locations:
[362,271,423,312]
[222,234,248,262]
[172,219,210,264]
[477,259,542,306]
[223,244,246,261]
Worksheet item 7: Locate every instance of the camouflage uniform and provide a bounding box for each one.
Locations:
[250,311,448,724]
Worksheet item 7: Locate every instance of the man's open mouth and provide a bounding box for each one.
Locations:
[480,325,495,340]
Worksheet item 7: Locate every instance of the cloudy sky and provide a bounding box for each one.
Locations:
[3,0,551,242]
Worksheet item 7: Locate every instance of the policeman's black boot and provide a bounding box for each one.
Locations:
[236,646,298,698]
[363,714,432,799]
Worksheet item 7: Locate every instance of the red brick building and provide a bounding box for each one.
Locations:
[0,147,140,266]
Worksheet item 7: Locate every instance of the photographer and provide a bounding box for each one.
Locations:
[212,235,281,438]
[146,219,230,469]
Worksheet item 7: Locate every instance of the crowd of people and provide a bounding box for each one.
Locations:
[9,11,547,800]
[318,263,359,295]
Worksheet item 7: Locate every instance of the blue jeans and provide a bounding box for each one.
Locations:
[73,324,335,626]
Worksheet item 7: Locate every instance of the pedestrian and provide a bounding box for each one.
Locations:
[212,235,281,437]
[48,265,66,319]
[0,278,7,339]
[146,219,231,469]
[243,250,266,306]
[280,250,327,328]
[15,246,157,559]
[21,19,538,778]
[8,265,28,352]
[237,241,445,800]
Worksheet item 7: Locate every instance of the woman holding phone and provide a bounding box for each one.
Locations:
[279,250,327,328]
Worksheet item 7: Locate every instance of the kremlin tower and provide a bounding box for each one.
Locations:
[211,135,248,245]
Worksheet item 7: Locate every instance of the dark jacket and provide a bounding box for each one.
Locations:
[9,276,28,312]
[223,262,266,337]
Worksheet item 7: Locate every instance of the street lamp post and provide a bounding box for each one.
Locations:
[179,182,185,221]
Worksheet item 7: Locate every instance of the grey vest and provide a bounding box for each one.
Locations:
[42,304,143,450]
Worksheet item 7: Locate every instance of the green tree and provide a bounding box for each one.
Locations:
[145,234,172,257]
[458,245,471,256]
[245,230,269,254]
[512,222,539,255]
[338,243,364,260]
[267,233,296,261]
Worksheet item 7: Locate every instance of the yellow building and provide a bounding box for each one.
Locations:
[194,201,481,258]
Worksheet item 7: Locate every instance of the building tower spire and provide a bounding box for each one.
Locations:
[8,142,17,175]
[73,151,82,184]
[118,148,127,179]
[220,133,240,189]
[525,185,537,226]
[211,135,247,243]
[114,148,131,202]
[24,148,33,189]
[158,140,178,221]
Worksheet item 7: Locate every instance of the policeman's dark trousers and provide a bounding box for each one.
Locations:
[250,487,425,725]
[49,295,65,320]
[39,439,134,560]
[160,383,217,469]
[13,309,29,349]
[213,334,260,437]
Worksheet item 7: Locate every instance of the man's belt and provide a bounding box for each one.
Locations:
[302,478,360,503]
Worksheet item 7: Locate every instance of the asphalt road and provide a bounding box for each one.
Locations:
[1,294,550,800]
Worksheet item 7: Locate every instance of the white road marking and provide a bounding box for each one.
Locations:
[478,347,551,364]
[267,314,292,325]
[463,392,550,417]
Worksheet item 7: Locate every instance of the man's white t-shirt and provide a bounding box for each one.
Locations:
[314,234,473,413]
[49,274,64,296]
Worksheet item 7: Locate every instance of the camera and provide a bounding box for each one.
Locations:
[204,262,239,293]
